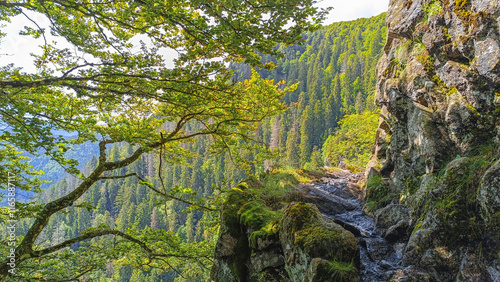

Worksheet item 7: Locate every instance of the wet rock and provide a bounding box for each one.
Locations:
[364,237,391,260]
[478,159,500,223]
[284,184,357,216]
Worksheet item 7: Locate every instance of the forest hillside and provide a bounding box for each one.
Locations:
[0,11,387,281]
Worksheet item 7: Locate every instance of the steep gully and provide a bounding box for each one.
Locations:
[300,171,403,281]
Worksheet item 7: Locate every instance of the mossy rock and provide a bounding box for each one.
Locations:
[239,200,277,231]
[221,183,249,237]
[212,169,330,282]
[248,223,280,251]
[279,202,360,281]
[211,183,252,282]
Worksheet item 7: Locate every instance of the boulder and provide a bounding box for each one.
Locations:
[374,204,410,230]
[279,202,359,282]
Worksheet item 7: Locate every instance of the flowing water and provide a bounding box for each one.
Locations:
[309,173,404,281]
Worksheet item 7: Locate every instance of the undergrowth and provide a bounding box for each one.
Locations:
[364,175,398,213]
[410,144,500,243]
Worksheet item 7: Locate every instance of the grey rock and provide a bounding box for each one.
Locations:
[403,228,436,266]
[473,38,500,82]
[459,254,494,282]
[374,204,410,230]
[249,249,285,273]
[478,159,500,223]
[384,219,409,242]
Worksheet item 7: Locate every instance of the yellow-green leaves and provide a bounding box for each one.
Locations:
[322,111,379,168]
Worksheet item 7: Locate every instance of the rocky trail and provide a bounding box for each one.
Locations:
[295,170,406,281]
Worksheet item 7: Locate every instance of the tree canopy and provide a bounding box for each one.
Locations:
[0,0,329,279]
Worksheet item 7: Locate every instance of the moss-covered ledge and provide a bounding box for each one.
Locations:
[210,168,360,281]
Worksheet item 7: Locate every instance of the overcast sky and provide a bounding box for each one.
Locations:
[320,0,390,25]
[0,0,389,72]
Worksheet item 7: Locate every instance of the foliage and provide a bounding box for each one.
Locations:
[322,111,379,168]
[423,0,443,22]
[231,14,387,168]
[318,259,358,282]
[0,0,329,279]
[364,174,395,213]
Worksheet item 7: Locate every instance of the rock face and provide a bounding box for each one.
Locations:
[370,0,500,280]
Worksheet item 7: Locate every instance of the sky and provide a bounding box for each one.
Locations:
[0,0,390,72]
[320,0,390,25]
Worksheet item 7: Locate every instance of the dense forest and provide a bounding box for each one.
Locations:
[233,13,386,169]
[0,14,387,281]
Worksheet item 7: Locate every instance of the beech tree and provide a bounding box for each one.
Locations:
[0,0,328,279]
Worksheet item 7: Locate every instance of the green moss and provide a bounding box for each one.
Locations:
[365,175,397,213]
[393,40,411,77]
[411,145,499,243]
[295,224,341,249]
[423,0,443,22]
[453,0,489,29]
[314,259,359,282]
[411,220,424,237]
[220,168,344,280]
[283,203,358,264]
[239,200,277,230]
[285,202,318,234]
[345,164,364,173]
[454,0,473,22]
[248,219,280,250]
[447,87,459,96]
[220,183,253,280]
[222,185,248,237]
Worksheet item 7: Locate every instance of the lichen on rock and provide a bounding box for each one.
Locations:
[369,0,500,280]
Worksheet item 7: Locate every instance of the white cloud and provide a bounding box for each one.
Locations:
[317,0,390,25]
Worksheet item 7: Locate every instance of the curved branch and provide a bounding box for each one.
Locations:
[29,229,152,259]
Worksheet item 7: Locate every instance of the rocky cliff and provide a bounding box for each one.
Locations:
[369,0,500,280]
